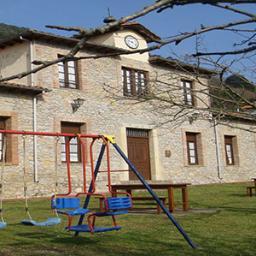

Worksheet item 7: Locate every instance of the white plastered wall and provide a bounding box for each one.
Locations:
[0,42,30,85]
[89,30,149,62]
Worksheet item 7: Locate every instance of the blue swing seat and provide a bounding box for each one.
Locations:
[99,196,132,216]
[51,197,89,216]
[0,221,7,229]
[69,197,132,234]
[21,217,61,226]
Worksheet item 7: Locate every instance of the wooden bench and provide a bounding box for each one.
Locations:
[132,196,167,214]
[99,196,167,214]
[246,186,256,197]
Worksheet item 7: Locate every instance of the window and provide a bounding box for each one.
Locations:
[122,67,148,96]
[0,115,17,164]
[224,135,236,165]
[58,55,79,89]
[0,117,12,163]
[186,132,199,165]
[181,80,194,106]
[61,122,82,162]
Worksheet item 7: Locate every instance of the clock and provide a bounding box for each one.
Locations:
[124,35,139,49]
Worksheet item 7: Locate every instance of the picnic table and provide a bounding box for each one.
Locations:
[246,178,256,196]
[110,181,191,212]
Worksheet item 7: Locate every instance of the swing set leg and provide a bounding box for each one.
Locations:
[73,138,197,249]
[111,142,197,249]
[111,216,117,227]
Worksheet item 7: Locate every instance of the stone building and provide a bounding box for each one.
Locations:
[0,22,255,198]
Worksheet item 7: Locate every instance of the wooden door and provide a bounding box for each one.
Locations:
[127,129,151,180]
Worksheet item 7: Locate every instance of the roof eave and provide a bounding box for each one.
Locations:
[149,56,216,76]
[0,30,127,54]
[0,82,50,95]
[121,23,161,43]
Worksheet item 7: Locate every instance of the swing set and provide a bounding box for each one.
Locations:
[0,129,197,249]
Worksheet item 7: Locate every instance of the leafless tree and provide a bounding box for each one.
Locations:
[1,0,256,127]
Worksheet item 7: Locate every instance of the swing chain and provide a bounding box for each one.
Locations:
[22,135,33,220]
[0,134,7,223]
[53,136,60,218]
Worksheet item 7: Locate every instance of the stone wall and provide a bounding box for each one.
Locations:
[0,40,255,199]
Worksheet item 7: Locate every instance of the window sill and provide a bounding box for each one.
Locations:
[184,164,206,168]
[59,87,80,90]
[61,162,82,164]
[225,164,239,167]
[0,162,19,166]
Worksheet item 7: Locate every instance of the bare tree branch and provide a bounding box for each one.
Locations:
[210,3,256,17]
[45,25,89,33]
[194,45,256,56]
[157,0,256,13]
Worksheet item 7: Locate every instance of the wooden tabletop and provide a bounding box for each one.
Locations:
[111,181,191,190]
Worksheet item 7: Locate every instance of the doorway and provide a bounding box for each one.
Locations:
[126,128,151,180]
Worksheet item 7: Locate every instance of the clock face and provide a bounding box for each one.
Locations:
[124,35,139,49]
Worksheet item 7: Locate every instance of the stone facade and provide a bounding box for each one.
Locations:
[0,26,255,199]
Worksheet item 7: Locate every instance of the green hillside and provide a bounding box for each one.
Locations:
[0,23,28,42]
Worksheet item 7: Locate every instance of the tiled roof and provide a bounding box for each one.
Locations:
[223,111,256,122]
[0,27,129,55]
[121,22,161,42]
[73,22,161,43]
[149,55,215,75]
[0,82,50,95]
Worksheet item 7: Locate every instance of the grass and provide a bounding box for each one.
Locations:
[0,182,255,256]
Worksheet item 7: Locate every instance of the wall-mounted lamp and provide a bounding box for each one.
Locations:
[71,98,85,112]
[188,112,199,124]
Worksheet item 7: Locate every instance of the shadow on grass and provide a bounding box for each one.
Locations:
[218,206,256,213]
[8,226,256,256]
[229,193,255,198]
[188,228,256,256]
[15,231,97,244]
[11,230,189,256]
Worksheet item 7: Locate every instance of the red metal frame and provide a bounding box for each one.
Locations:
[0,129,101,138]
[0,129,131,228]
[0,129,115,196]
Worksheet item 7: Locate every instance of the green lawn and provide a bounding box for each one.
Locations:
[0,183,255,256]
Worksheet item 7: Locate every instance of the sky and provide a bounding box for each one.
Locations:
[0,0,255,79]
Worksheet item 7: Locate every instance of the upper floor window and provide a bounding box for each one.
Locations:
[61,122,82,162]
[224,135,236,165]
[122,67,148,97]
[58,55,79,89]
[181,80,194,106]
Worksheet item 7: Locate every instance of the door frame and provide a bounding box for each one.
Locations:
[118,126,162,181]
[126,128,151,180]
